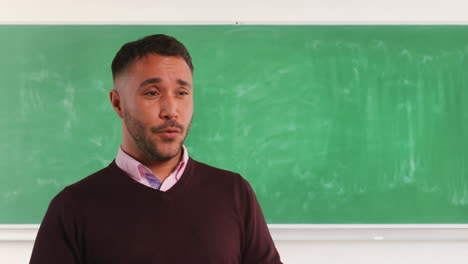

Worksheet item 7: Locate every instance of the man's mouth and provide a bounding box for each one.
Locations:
[157,127,181,139]
[159,127,181,133]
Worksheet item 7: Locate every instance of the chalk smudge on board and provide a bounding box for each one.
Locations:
[36,178,60,187]
[3,191,20,200]
[90,136,103,147]
[62,84,77,135]
[405,101,416,184]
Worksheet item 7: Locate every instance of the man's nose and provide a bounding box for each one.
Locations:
[159,95,178,120]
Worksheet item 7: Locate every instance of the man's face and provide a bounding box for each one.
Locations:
[114,54,193,161]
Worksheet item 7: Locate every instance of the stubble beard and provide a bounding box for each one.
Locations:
[123,108,191,162]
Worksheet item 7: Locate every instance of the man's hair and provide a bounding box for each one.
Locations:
[111,34,194,80]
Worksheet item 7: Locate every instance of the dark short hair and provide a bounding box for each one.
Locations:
[111,34,194,80]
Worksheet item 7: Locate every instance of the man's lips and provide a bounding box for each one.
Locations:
[156,127,181,139]
[159,128,181,133]
[151,121,184,135]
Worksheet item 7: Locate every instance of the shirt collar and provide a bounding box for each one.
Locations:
[115,145,189,189]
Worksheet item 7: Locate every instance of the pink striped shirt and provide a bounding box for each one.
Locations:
[115,145,189,191]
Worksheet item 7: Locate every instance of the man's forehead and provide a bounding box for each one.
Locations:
[114,55,192,91]
[132,54,191,71]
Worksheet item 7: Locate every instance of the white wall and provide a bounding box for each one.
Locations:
[3,239,468,264]
[1,0,468,24]
[2,225,468,263]
[2,0,468,263]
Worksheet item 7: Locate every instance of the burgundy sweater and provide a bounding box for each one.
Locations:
[30,158,282,264]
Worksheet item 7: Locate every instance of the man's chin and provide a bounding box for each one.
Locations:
[149,144,182,162]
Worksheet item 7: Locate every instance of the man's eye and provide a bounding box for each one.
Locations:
[145,91,159,96]
[178,91,189,96]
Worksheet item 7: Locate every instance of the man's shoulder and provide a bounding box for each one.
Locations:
[190,158,238,176]
[72,161,116,187]
[190,158,242,180]
[190,158,251,188]
[56,161,119,199]
[44,162,117,213]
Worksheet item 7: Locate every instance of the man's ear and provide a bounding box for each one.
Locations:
[110,89,124,118]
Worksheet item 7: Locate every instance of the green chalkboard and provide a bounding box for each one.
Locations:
[1,25,467,224]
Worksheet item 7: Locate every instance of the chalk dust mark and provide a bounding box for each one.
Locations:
[242,125,252,137]
[286,122,297,132]
[28,69,49,82]
[292,164,314,180]
[209,132,224,142]
[320,172,344,195]
[450,162,468,206]
[64,120,72,131]
[422,55,433,63]
[90,136,103,147]
[19,71,47,116]
[404,101,416,183]
[93,80,107,93]
[400,49,412,59]
[62,84,77,134]
[90,154,112,167]
[3,190,20,200]
[234,84,255,98]
[421,185,439,193]
[373,40,386,49]
[306,40,321,50]
[36,178,60,187]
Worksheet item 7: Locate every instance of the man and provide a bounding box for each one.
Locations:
[30,34,282,264]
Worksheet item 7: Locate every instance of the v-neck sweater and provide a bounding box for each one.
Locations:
[30,158,282,264]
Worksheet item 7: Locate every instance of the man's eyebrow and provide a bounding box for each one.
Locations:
[139,78,162,88]
[138,78,192,89]
[177,79,192,89]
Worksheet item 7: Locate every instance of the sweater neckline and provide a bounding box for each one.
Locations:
[108,157,194,199]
